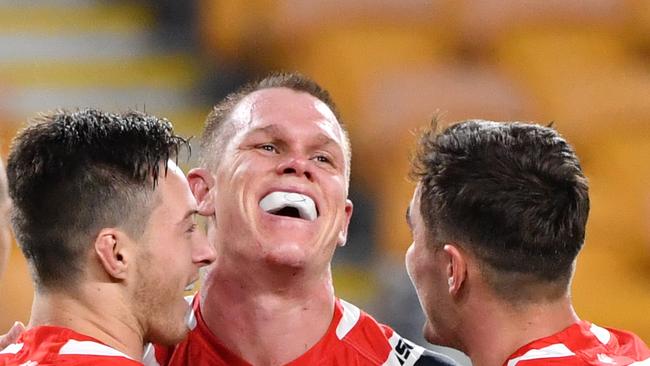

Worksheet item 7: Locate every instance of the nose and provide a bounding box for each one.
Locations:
[192,234,216,267]
[276,155,313,181]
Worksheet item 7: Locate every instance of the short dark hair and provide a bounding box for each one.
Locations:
[411,119,589,302]
[7,109,188,291]
[200,72,351,175]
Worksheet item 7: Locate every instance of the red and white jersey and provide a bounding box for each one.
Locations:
[0,326,143,366]
[504,320,650,366]
[155,296,457,366]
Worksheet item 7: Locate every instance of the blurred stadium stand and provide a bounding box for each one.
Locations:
[0,0,648,364]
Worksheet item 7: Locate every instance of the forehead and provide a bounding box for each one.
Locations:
[154,161,194,209]
[229,87,345,142]
[0,160,7,200]
[409,184,424,222]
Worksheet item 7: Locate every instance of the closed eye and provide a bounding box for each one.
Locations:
[186,223,198,234]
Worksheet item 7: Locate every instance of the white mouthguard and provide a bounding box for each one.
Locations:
[259,191,317,221]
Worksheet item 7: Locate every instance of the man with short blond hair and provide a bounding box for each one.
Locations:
[156,73,457,366]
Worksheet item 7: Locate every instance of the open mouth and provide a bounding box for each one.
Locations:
[259,191,318,221]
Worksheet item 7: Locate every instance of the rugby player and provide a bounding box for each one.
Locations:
[155,73,458,365]
[0,109,216,365]
[406,120,650,366]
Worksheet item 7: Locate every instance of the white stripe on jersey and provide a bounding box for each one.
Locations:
[142,343,161,366]
[630,358,650,365]
[590,323,611,345]
[382,331,426,366]
[0,343,23,354]
[59,339,133,359]
[507,343,575,366]
[184,295,195,305]
[336,299,361,340]
[184,294,198,330]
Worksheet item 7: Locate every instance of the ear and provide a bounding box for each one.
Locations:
[337,199,354,247]
[94,229,131,280]
[188,167,215,216]
[442,244,467,297]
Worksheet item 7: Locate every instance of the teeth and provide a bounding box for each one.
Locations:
[259,191,317,221]
[184,282,196,292]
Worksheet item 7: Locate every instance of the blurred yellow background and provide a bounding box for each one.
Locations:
[0,1,648,362]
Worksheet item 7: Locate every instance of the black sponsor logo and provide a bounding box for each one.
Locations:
[394,338,414,365]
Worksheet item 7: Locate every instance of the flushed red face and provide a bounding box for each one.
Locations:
[209,87,353,273]
[133,161,216,345]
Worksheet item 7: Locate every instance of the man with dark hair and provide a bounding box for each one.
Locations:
[156,72,456,365]
[406,120,650,365]
[0,158,10,278]
[0,109,216,365]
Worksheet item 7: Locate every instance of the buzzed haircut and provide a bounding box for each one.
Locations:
[200,72,351,173]
[7,109,188,291]
[411,120,589,302]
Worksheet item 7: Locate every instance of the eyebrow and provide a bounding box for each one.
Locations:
[248,125,339,148]
[177,209,198,225]
[248,124,282,136]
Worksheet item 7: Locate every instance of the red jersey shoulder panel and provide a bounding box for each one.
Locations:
[0,326,142,366]
[504,321,650,366]
[158,295,457,366]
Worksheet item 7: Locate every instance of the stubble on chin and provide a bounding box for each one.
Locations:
[134,263,189,346]
[423,319,449,348]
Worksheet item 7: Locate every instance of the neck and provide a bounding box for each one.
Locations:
[201,257,336,366]
[29,284,144,361]
[461,295,579,366]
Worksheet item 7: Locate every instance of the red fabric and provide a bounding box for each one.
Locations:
[156,295,455,366]
[0,326,142,365]
[504,320,650,365]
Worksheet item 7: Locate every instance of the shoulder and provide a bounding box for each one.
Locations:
[504,343,580,366]
[54,338,144,365]
[337,299,458,366]
[505,322,650,366]
[0,326,143,366]
[58,355,144,365]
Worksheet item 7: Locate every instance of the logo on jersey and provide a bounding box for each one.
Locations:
[395,338,415,365]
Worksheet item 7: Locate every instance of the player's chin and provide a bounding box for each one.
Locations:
[149,318,190,346]
[423,321,458,350]
[423,321,444,346]
[165,324,191,346]
[151,303,191,345]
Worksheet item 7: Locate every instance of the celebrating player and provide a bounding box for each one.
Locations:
[0,109,216,365]
[156,73,457,365]
[406,120,650,366]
